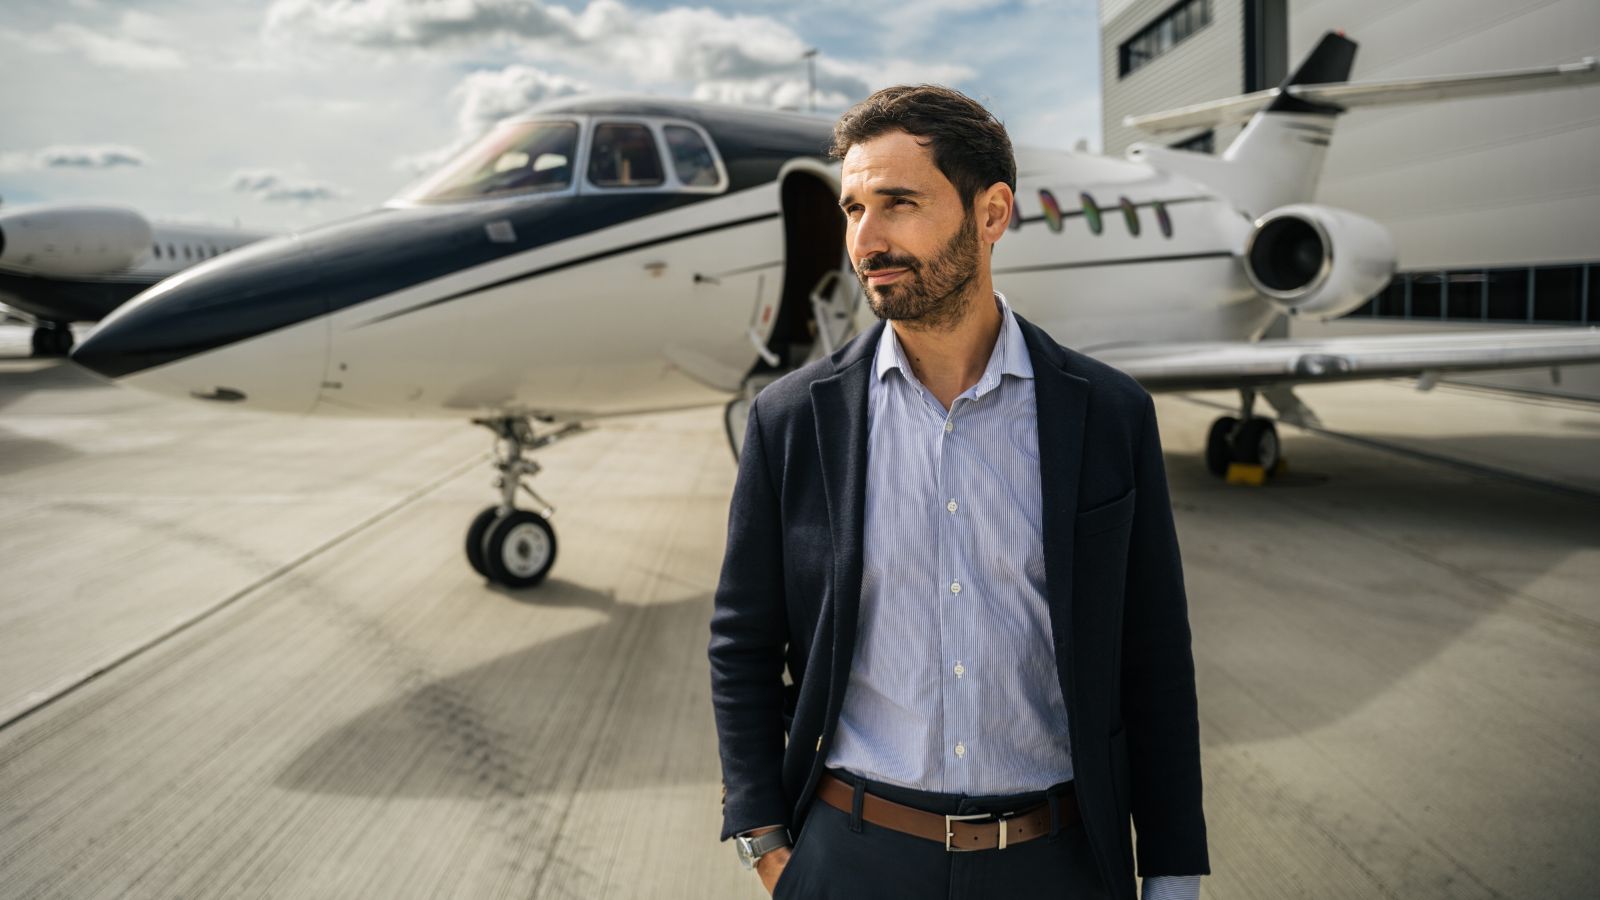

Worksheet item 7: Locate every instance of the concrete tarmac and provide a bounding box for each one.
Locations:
[1,330,1596,898]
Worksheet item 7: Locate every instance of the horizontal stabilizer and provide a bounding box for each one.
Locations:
[1089,327,1600,393]
[1125,56,1600,134]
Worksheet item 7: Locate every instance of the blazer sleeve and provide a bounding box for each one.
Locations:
[708,395,792,840]
[1121,392,1210,876]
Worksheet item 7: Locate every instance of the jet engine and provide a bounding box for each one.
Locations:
[0,205,152,277]
[1242,203,1396,320]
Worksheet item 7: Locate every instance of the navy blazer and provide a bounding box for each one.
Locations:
[708,312,1209,897]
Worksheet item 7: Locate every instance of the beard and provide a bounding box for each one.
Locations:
[856,208,981,332]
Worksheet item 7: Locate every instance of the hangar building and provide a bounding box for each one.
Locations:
[1099,0,1600,400]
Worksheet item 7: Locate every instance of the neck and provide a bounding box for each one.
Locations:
[890,271,1001,406]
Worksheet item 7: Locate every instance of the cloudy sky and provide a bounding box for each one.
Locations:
[3,0,1103,232]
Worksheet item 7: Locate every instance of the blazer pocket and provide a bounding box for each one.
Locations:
[1075,487,1137,538]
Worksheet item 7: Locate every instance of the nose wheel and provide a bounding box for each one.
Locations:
[465,416,588,588]
[1204,390,1284,483]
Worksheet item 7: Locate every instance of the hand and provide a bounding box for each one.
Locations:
[756,845,792,895]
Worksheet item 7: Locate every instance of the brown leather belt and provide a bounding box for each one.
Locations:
[816,773,1077,852]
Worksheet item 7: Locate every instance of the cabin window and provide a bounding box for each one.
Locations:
[1080,193,1103,236]
[664,125,718,187]
[153,243,162,259]
[401,120,580,203]
[588,123,664,188]
[1038,189,1063,233]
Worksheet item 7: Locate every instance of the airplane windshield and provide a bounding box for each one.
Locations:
[399,120,580,203]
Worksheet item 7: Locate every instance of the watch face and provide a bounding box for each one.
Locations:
[735,836,755,869]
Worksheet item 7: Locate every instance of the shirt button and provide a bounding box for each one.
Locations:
[954,742,967,759]
[944,420,953,433]
[950,581,961,595]
[953,662,965,678]
[946,499,958,513]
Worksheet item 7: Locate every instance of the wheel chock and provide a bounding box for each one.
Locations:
[1225,463,1267,486]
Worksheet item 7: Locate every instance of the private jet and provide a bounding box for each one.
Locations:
[72,33,1600,588]
[0,203,270,355]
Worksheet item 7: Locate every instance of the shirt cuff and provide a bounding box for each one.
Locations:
[1142,874,1202,900]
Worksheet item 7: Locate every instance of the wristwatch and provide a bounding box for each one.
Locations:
[734,828,792,869]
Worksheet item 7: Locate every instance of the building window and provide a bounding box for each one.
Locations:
[1171,130,1215,154]
[1119,0,1213,78]
[1344,263,1594,325]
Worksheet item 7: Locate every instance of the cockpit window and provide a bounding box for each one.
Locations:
[663,125,718,187]
[400,120,579,203]
[587,123,664,188]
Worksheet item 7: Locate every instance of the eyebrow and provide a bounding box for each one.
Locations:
[838,186,924,209]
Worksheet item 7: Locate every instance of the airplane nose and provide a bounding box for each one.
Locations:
[72,234,330,414]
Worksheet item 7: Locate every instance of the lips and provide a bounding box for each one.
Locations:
[866,268,909,284]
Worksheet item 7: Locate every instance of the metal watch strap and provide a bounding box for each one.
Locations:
[743,828,791,860]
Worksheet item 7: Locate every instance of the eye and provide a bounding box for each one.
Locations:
[891,197,913,207]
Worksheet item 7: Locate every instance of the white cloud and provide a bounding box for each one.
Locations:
[263,0,574,50]
[453,64,588,134]
[42,17,185,70]
[231,169,344,203]
[393,63,590,175]
[261,0,974,112]
[0,144,149,172]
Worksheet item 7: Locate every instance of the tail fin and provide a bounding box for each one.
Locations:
[1262,32,1358,114]
[1216,32,1358,213]
[1123,31,1599,215]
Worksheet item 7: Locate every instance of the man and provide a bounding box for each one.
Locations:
[708,85,1208,899]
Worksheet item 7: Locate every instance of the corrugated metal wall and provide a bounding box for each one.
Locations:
[1100,0,1248,157]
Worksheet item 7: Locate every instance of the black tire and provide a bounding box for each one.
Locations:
[1205,416,1238,478]
[32,326,73,357]
[1234,418,1280,473]
[482,510,557,588]
[465,506,504,577]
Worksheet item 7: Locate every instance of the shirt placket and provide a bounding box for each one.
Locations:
[937,389,979,795]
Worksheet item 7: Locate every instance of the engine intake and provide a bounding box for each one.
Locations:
[1243,204,1396,320]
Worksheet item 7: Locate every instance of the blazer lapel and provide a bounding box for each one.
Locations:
[1016,313,1091,683]
[809,320,883,722]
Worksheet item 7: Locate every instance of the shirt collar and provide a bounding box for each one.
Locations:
[873,290,1033,398]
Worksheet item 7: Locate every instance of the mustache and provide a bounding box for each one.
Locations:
[857,254,920,274]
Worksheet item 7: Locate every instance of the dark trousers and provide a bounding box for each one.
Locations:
[773,769,1110,899]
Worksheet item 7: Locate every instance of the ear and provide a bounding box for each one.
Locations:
[976,182,1013,247]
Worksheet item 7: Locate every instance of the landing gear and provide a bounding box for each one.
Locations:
[1205,389,1283,482]
[31,324,74,357]
[465,416,588,588]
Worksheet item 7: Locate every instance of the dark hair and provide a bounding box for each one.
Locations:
[828,85,1016,209]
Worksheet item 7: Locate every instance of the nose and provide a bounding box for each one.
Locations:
[849,209,891,265]
[72,234,330,414]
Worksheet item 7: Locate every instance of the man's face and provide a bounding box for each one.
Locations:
[839,130,982,329]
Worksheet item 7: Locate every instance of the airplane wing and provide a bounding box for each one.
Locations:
[1086,327,1600,393]
[1124,56,1600,134]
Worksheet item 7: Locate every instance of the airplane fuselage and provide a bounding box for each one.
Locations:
[76,97,1276,420]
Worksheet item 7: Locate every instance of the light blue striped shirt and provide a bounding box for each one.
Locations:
[826,290,1072,796]
[823,291,1201,900]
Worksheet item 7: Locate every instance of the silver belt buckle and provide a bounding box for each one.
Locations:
[944,812,995,852]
